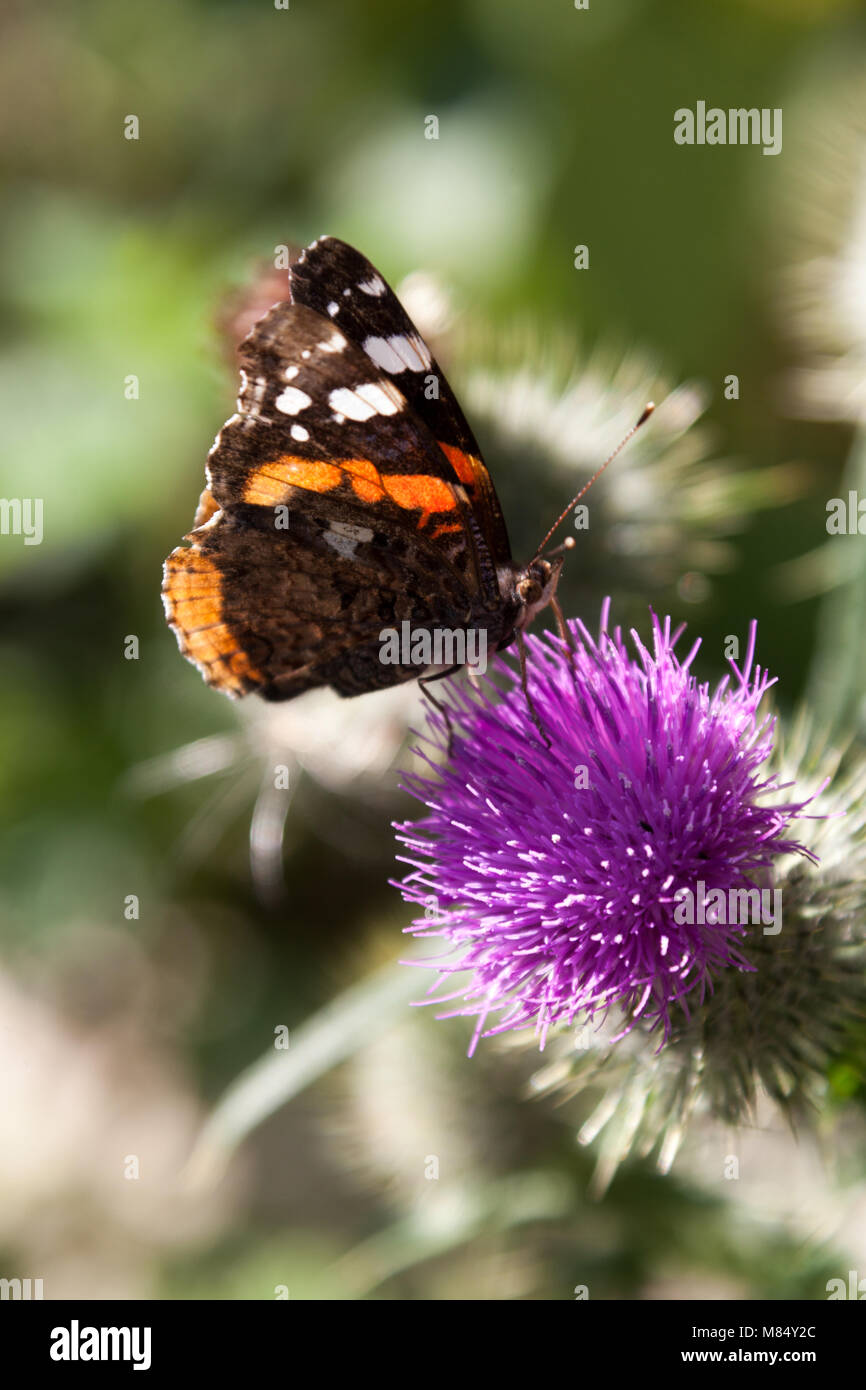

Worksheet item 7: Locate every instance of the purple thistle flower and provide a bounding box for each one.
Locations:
[394,601,816,1052]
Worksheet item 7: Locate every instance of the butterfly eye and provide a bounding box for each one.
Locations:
[517,575,544,606]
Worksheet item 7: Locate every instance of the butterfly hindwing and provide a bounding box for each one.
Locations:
[164,505,499,700]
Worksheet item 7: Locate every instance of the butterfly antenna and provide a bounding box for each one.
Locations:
[531,402,655,562]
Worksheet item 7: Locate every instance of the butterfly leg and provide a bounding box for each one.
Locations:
[550,593,579,691]
[418,671,458,754]
[516,631,551,749]
[550,593,574,654]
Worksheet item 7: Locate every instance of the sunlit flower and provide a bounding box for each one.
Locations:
[531,723,866,1191]
[395,603,814,1052]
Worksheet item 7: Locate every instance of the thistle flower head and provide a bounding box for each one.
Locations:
[395,603,815,1052]
[530,723,866,1191]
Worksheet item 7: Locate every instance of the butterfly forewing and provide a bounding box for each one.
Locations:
[163,283,519,701]
[289,236,513,568]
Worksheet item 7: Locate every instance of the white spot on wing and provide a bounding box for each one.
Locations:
[238,371,270,428]
[324,529,363,559]
[327,301,339,316]
[363,333,433,373]
[357,379,403,412]
[290,423,310,441]
[275,385,312,415]
[328,380,403,421]
[331,521,374,542]
[285,365,299,380]
[323,519,374,558]
[197,507,224,532]
[403,332,432,369]
[317,330,347,354]
[327,389,371,421]
[363,337,405,373]
[357,275,385,296]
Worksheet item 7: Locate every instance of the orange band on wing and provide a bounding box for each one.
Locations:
[242,455,457,527]
[193,487,221,528]
[438,442,481,488]
[163,549,261,695]
[381,474,457,527]
[244,457,343,506]
[343,458,386,504]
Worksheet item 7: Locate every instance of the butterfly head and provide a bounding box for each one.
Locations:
[513,554,565,629]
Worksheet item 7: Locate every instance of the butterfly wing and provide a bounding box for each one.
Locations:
[163,300,515,700]
[289,236,513,570]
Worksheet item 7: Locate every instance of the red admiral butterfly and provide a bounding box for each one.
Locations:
[163,237,651,716]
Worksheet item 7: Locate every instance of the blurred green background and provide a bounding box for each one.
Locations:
[1,0,865,1299]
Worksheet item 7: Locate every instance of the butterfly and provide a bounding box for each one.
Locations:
[162,236,650,720]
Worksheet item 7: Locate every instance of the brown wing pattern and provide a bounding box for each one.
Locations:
[163,296,513,700]
[165,505,509,701]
